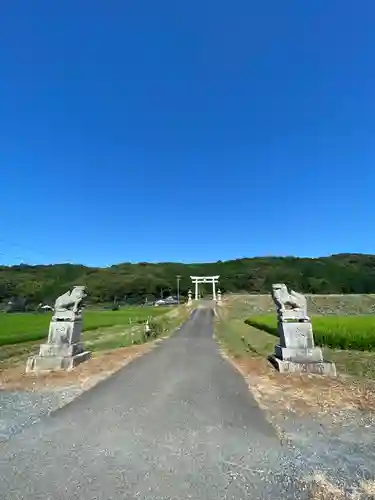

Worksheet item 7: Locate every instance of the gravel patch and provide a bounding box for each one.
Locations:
[0,387,82,442]
[0,345,155,444]
[224,353,375,497]
[265,407,375,497]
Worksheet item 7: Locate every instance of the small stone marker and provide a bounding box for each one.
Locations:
[144,319,151,337]
[187,289,193,306]
[269,284,336,375]
[26,286,91,372]
[217,289,222,305]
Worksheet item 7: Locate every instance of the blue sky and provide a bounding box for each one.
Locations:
[0,1,374,266]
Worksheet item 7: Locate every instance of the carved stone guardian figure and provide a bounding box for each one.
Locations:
[269,284,336,375]
[26,286,91,372]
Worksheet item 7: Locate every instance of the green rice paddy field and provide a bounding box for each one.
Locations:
[0,308,167,346]
[246,314,375,351]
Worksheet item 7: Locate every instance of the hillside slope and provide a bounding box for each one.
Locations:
[1,253,375,305]
[228,293,375,316]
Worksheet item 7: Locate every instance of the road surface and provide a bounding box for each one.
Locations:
[0,308,300,499]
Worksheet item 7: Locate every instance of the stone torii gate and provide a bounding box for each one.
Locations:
[190,276,220,301]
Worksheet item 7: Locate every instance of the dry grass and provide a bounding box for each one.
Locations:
[305,473,375,499]
[308,473,347,500]
[358,479,375,497]
[227,354,375,416]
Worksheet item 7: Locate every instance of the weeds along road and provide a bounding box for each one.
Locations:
[0,308,300,500]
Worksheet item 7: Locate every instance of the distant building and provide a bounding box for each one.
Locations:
[40,305,53,311]
[5,297,27,313]
[155,296,179,307]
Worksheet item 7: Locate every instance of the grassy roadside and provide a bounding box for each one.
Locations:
[84,305,190,352]
[0,306,191,391]
[0,307,169,346]
[0,306,190,370]
[214,299,375,415]
[216,300,375,379]
[216,313,375,379]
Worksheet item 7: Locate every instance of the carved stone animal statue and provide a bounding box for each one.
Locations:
[271,283,307,317]
[54,286,87,315]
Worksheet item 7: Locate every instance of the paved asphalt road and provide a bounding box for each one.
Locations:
[0,308,301,499]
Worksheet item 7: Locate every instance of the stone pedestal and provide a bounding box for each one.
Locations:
[274,345,324,362]
[270,356,337,375]
[26,319,91,373]
[48,319,83,345]
[278,321,315,350]
[269,283,337,375]
[270,319,336,375]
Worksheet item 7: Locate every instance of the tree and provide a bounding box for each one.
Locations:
[0,254,374,305]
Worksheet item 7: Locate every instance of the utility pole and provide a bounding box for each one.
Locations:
[176,275,181,304]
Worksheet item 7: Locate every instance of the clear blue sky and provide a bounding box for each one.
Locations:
[0,1,374,266]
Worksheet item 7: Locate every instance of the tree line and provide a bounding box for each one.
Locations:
[1,253,375,308]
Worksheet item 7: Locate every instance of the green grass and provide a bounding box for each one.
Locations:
[215,310,375,379]
[246,314,375,351]
[216,317,276,359]
[0,308,168,346]
[215,299,375,379]
[86,328,148,352]
[325,349,375,379]
[0,306,189,368]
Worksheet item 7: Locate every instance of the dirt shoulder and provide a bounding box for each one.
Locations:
[0,342,156,392]
[224,353,375,417]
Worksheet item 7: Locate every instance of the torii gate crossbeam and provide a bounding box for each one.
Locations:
[190,276,220,300]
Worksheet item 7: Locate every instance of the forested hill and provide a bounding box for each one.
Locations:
[1,254,375,305]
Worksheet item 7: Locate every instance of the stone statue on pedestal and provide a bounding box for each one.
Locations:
[269,284,336,375]
[26,286,91,372]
